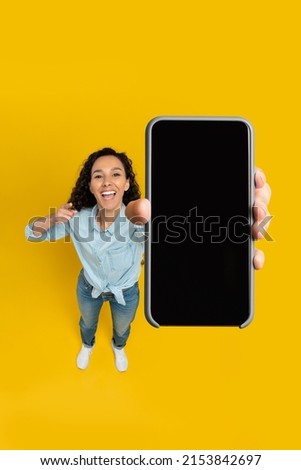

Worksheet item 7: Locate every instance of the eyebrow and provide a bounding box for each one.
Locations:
[92,167,124,175]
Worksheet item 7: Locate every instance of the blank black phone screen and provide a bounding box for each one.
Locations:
[145,117,254,327]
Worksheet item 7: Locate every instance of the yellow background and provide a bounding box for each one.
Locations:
[0,0,300,450]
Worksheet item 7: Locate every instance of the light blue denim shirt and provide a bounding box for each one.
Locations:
[25,204,145,305]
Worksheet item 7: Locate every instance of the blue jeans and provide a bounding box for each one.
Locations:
[76,269,139,349]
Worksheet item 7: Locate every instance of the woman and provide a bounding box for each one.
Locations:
[26,148,150,372]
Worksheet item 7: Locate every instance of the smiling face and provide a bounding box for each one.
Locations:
[89,155,130,216]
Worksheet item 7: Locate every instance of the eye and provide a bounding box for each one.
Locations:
[94,174,103,179]
[113,172,121,177]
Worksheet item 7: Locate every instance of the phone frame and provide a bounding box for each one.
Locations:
[145,115,255,329]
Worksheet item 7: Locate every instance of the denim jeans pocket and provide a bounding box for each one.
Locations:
[79,269,93,292]
[122,282,139,303]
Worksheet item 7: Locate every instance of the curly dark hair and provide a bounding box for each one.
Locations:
[68,148,141,211]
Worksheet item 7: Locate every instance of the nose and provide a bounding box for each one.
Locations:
[102,176,112,186]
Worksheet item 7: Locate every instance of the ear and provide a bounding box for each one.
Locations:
[125,179,130,191]
[89,182,93,194]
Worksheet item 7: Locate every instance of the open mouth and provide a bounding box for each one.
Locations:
[101,191,116,200]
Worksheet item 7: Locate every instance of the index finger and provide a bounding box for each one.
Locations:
[63,202,77,213]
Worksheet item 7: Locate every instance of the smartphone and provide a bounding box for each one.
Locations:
[145,116,254,328]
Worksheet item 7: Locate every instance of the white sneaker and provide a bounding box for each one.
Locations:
[112,341,128,372]
[76,344,94,370]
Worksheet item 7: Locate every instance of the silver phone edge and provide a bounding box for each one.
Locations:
[144,115,255,329]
